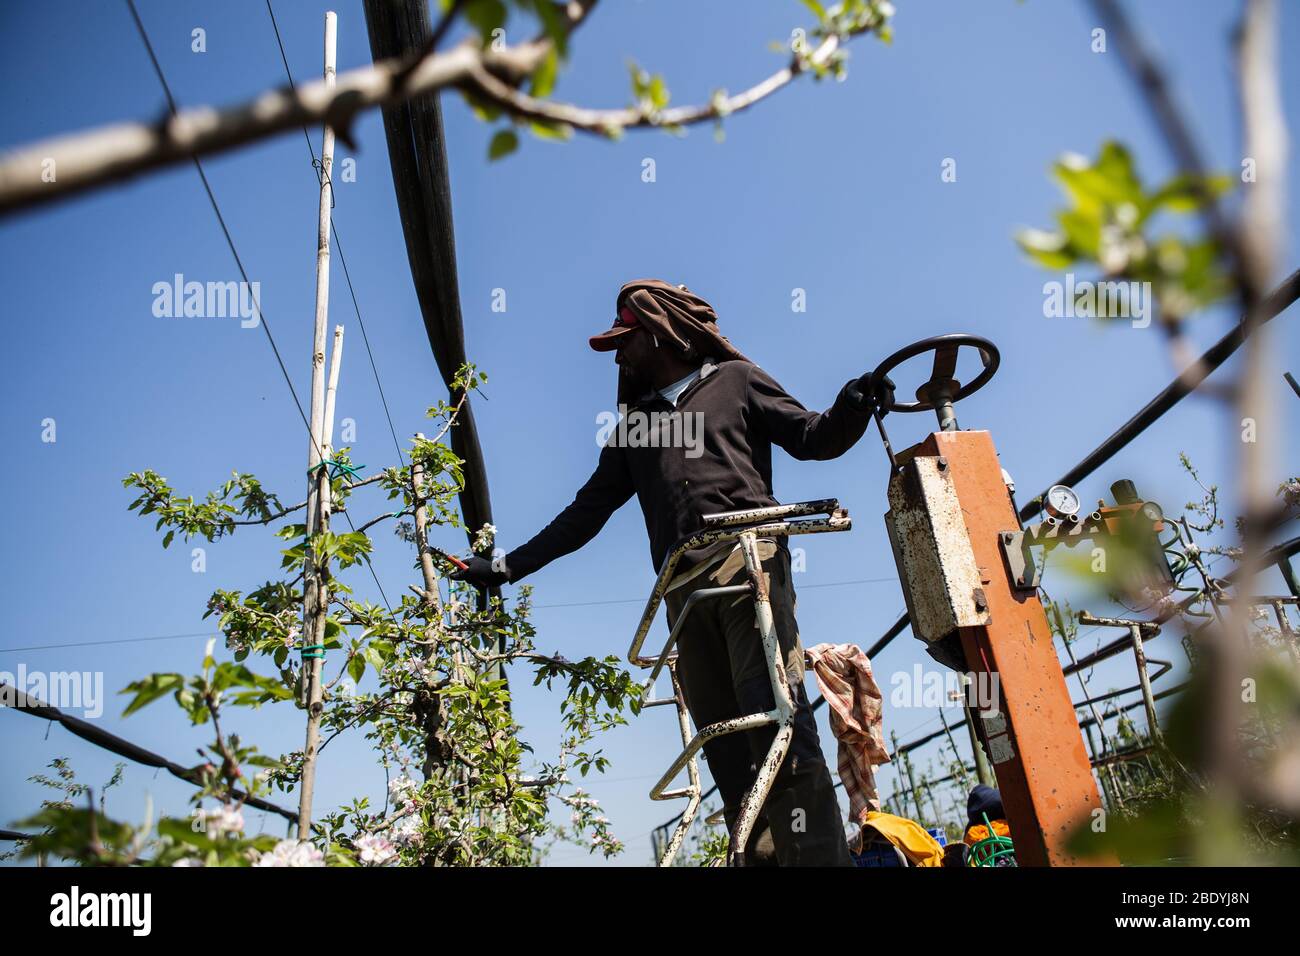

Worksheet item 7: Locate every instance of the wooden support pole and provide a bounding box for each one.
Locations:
[319,325,345,537]
[411,435,443,619]
[891,731,922,824]
[296,10,338,841]
[323,325,345,458]
[410,433,447,781]
[938,704,971,791]
[957,675,995,788]
[921,774,942,828]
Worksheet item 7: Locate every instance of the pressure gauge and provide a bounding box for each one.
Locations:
[1043,484,1081,520]
[1140,500,1164,524]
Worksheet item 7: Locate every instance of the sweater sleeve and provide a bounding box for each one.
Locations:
[503,442,635,581]
[747,364,875,462]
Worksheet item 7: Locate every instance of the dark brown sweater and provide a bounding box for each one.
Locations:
[504,360,873,581]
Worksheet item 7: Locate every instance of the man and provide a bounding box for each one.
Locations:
[453,279,890,865]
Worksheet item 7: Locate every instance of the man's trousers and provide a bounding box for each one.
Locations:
[664,543,852,866]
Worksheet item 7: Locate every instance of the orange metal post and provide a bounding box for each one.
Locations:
[911,430,1108,866]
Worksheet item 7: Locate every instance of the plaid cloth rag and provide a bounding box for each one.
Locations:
[806,642,891,823]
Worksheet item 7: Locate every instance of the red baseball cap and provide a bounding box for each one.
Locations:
[589,305,641,352]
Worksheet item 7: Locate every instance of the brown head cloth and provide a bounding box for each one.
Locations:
[615,279,751,404]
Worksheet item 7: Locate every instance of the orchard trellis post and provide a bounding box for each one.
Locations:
[410,431,448,782]
[297,10,339,840]
[938,704,970,792]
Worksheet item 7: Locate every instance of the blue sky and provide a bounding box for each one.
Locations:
[1,0,1297,866]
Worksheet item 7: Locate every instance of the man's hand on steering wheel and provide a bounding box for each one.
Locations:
[847,370,896,416]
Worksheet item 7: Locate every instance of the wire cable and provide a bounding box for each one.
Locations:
[266,0,407,467]
[0,578,899,655]
[0,631,215,655]
[532,576,898,610]
[125,0,394,612]
[124,0,310,438]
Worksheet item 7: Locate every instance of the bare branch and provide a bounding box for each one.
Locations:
[231,499,309,526]
[0,1,890,216]
[1236,0,1287,308]
[427,0,470,53]
[459,28,867,137]
[1213,0,1287,831]
[0,1,598,217]
[1233,0,1287,586]
[352,507,410,536]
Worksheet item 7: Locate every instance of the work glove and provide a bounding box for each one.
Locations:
[448,555,509,590]
[846,371,896,415]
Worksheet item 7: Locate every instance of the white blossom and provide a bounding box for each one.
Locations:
[354,833,397,866]
[254,839,325,867]
[1281,480,1300,507]
[206,804,245,835]
[391,814,423,848]
[473,523,498,552]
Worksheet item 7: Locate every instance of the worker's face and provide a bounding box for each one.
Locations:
[615,326,654,368]
[614,325,657,387]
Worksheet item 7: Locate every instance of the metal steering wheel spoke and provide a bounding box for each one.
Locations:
[930,343,959,385]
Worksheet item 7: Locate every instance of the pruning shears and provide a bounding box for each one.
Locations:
[426,545,469,572]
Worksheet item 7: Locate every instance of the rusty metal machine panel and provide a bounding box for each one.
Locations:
[923,431,1107,867]
[864,335,1108,866]
[885,454,991,643]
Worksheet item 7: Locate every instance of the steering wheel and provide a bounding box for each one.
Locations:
[868,333,1000,415]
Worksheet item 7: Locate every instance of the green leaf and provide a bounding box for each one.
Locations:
[528,119,571,142]
[1148,173,1234,214]
[1053,142,1141,211]
[800,0,828,21]
[120,673,185,716]
[465,0,507,45]
[157,816,218,850]
[464,92,503,123]
[489,129,519,161]
[348,653,366,683]
[532,0,568,57]
[1056,208,1100,259]
[530,47,559,99]
[1015,228,1075,269]
[647,74,670,112]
